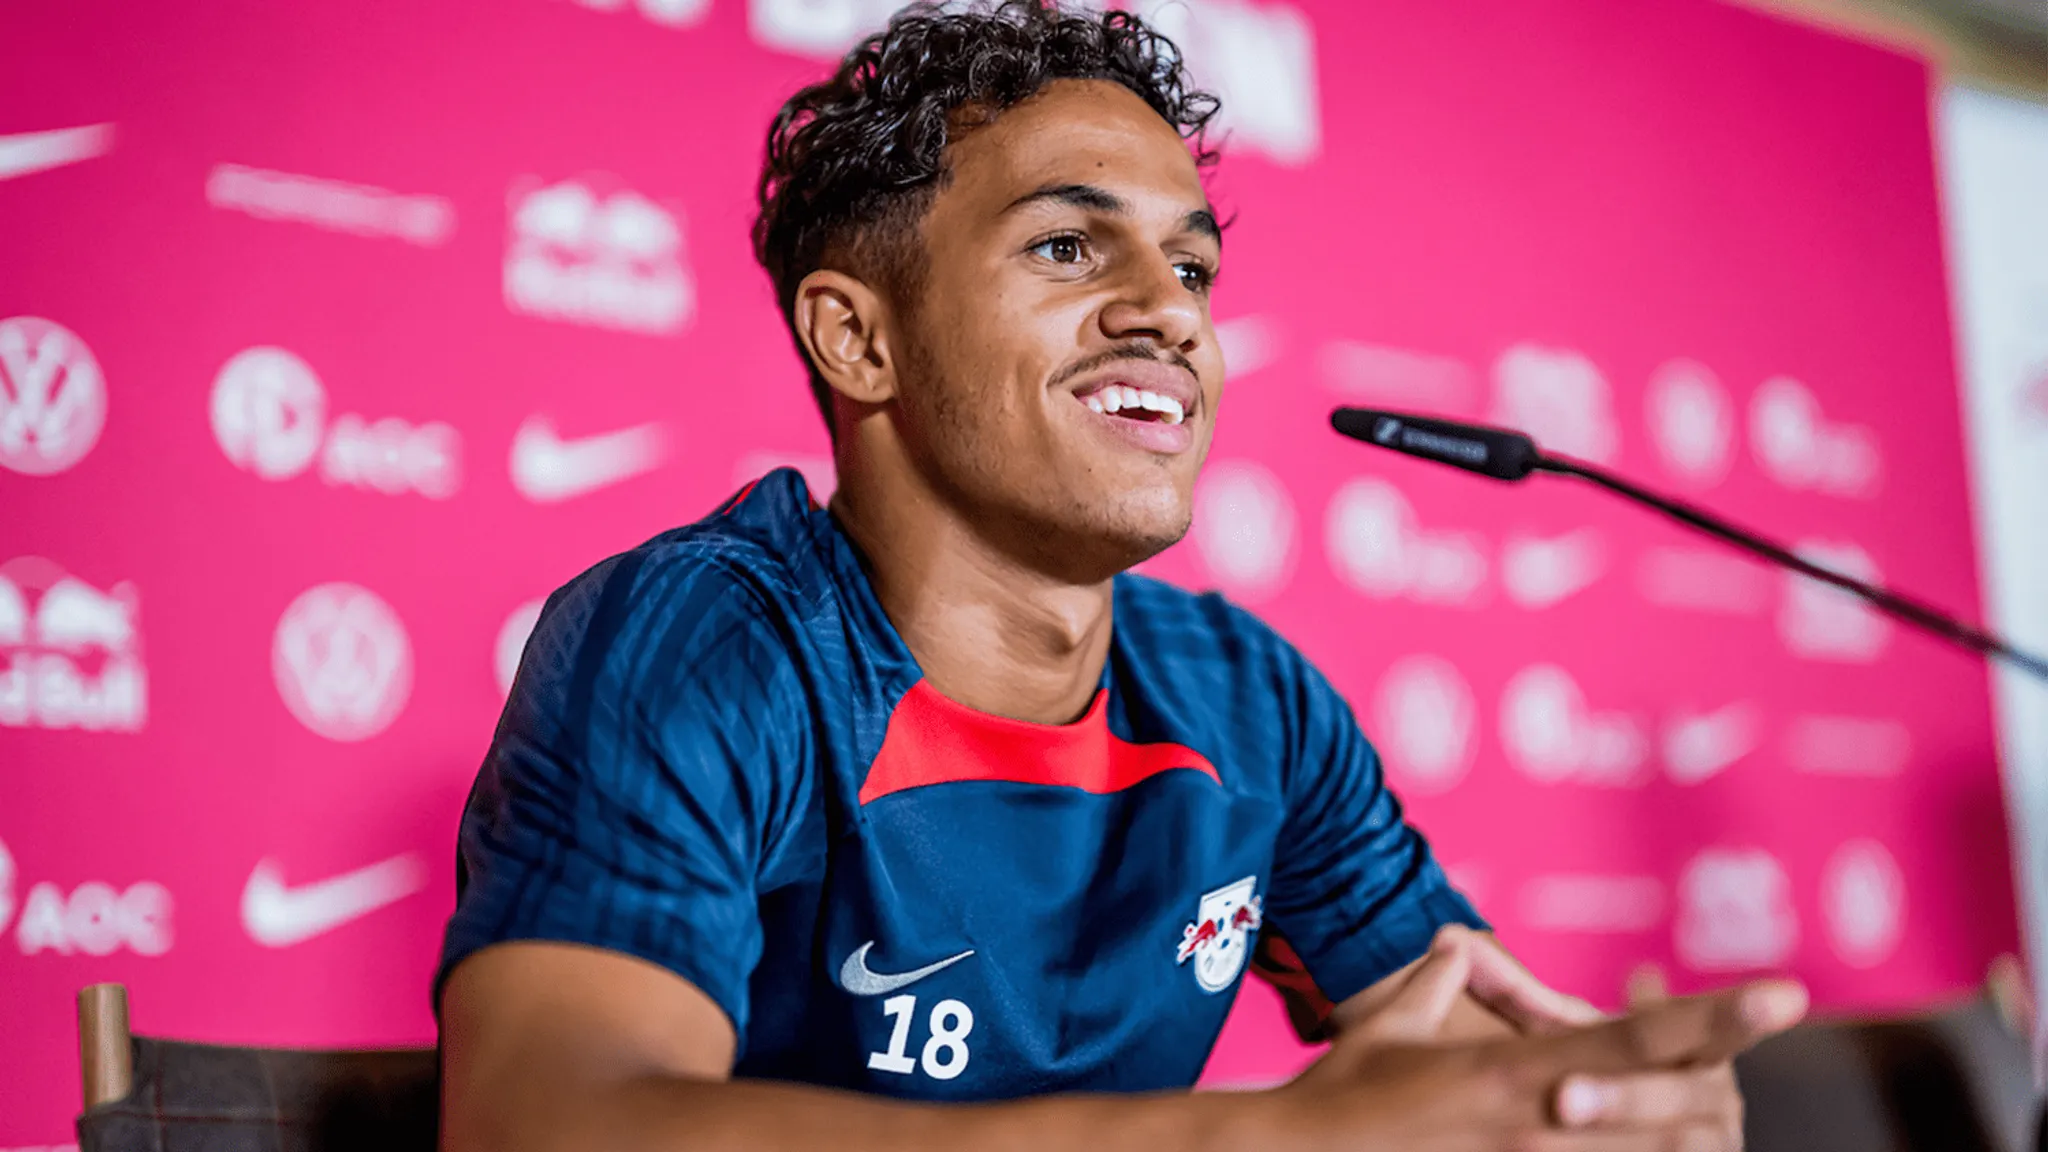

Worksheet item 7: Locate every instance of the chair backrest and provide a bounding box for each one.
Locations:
[1736,992,2038,1152]
[76,984,439,1152]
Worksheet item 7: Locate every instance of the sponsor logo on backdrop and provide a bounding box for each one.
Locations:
[1491,344,1618,463]
[1133,0,1321,165]
[1191,460,1296,602]
[206,163,456,247]
[505,177,694,335]
[1499,664,1647,786]
[0,558,146,732]
[1646,360,1734,486]
[1674,848,1798,971]
[1783,714,1912,777]
[0,837,13,932]
[1501,530,1603,609]
[1750,377,1881,497]
[509,414,666,503]
[734,450,837,502]
[748,0,903,56]
[1778,541,1888,662]
[1371,655,1475,795]
[211,347,461,498]
[564,0,711,27]
[495,598,547,697]
[1,835,172,957]
[273,583,412,742]
[1317,340,1477,413]
[0,122,114,182]
[1324,478,1485,605]
[1822,839,1905,969]
[1215,315,1280,380]
[1634,546,1770,615]
[0,316,106,476]
[1519,874,1665,933]
[242,854,428,947]
[1662,702,1760,785]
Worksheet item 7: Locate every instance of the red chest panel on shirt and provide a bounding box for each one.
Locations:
[858,682,1221,805]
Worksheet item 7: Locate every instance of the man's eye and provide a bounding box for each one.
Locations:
[1031,235,1086,264]
[1176,262,1216,293]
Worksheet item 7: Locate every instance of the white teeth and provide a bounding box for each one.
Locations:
[1083,385,1188,425]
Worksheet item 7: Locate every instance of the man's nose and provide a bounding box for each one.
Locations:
[1097,253,1203,353]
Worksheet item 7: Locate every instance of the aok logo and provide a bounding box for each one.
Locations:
[211,347,461,498]
[504,178,694,336]
[0,557,146,732]
[273,583,412,742]
[0,316,107,476]
[0,837,173,957]
[1324,477,1485,606]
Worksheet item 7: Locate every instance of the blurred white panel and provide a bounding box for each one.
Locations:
[1941,84,2048,1015]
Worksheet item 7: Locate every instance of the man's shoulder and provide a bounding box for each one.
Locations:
[523,470,831,697]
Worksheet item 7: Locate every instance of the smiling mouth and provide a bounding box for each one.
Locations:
[1077,384,1186,425]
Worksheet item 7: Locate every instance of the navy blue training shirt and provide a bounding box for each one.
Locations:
[439,468,1484,1098]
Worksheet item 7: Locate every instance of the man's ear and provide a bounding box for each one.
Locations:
[793,270,897,406]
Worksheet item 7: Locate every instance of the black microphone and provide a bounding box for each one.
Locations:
[1329,408,1540,481]
[1330,406,2048,683]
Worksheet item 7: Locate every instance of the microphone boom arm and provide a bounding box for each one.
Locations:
[1533,454,2048,682]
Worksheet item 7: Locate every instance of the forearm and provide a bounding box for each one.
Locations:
[447,1073,1274,1152]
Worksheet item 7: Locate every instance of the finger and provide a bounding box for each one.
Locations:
[1362,927,1475,1042]
[1626,963,1669,1009]
[1554,1063,1739,1128]
[1537,980,1806,1074]
[1513,1123,1739,1152]
[1462,933,1606,1034]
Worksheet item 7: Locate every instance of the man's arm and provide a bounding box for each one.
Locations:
[440,928,1805,1152]
[439,942,1259,1152]
[1327,929,1601,1043]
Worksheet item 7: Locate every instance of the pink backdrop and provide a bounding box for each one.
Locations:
[0,0,2021,1141]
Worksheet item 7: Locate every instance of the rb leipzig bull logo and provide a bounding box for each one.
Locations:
[1175,876,1263,993]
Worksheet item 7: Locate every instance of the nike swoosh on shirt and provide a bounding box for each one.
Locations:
[838,941,976,996]
[509,414,666,503]
[241,854,427,947]
[0,124,115,181]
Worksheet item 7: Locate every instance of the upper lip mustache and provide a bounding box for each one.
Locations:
[1064,356,1201,418]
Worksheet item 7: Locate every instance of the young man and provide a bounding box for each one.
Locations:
[437,4,1806,1149]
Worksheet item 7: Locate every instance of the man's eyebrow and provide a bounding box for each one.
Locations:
[1181,208,1222,247]
[1004,182,1128,215]
[1003,182,1223,247]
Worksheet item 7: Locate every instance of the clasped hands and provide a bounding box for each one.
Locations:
[1273,925,1809,1151]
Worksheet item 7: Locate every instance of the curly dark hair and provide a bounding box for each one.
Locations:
[753,0,1221,435]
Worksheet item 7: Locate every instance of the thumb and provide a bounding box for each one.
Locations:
[1360,929,1475,1043]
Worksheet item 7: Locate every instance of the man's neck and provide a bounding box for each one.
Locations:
[830,466,1113,727]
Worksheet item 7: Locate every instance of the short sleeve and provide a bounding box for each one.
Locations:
[1261,644,1485,1012]
[435,548,809,1037]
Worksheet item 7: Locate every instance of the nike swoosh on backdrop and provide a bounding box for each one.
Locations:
[509,415,666,503]
[0,124,115,181]
[241,853,427,947]
[838,941,976,996]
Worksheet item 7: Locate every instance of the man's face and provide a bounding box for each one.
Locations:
[890,78,1225,577]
